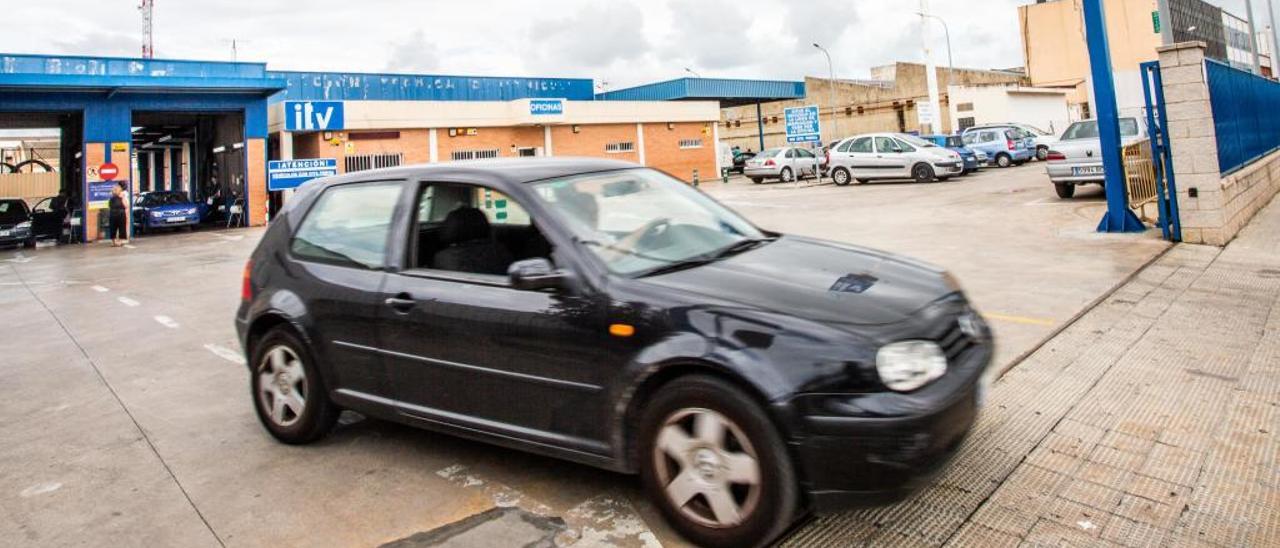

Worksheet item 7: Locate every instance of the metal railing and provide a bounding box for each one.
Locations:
[1206,59,1280,175]
[1123,139,1159,223]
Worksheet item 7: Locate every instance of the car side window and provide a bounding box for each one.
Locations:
[411,182,549,276]
[849,137,873,153]
[33,198,52,213]
[874,136,899,153]
[795,149,814,158]
[893,139,917,153]
[785,149,796,159]
[291,181,403,269]
[837,139,854,153]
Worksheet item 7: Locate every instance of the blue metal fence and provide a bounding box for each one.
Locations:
[1206,59,1280,175]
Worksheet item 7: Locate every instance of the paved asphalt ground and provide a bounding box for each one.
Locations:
[4,163,1271,547]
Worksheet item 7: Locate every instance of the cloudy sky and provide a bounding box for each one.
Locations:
[1,0,1271,90]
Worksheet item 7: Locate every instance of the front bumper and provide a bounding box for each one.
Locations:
[0,227,32,246]
[934,161,965,176]
[780,341,991,512]
[143,215,199,228]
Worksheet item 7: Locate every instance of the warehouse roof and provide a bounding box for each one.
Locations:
[595,77,806,106]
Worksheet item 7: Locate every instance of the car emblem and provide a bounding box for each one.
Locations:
[958,311,985,339]
[829,273,878,294]
[1086,150,1094,157]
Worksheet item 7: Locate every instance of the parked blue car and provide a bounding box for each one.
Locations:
[132,191,201,233]
[922,134,985,174]
[960,126,1035,168]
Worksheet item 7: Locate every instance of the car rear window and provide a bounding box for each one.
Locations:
[1062,119,1140,140]
[0,200,29,224]
[291,181,403,269]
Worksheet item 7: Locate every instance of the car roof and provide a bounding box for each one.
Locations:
[310,157,641,189]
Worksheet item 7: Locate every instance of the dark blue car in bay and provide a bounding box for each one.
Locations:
[922,134,986,175]
[133,191,202,234]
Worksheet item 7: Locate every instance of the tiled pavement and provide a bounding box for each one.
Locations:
[784,197,1280,547]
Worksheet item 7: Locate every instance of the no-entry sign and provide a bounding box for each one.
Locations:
[99,163,120,181]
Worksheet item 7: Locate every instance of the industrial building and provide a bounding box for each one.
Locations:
[0,53,792,243]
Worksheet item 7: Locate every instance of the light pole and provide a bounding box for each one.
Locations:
[916,12,954,73]
[812,43,840,140]
[684,67,702,78]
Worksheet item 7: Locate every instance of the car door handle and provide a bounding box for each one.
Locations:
[385,293,416,313]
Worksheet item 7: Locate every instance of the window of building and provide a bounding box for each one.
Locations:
[956,102,974,112]
[605,142,636,154]
[678,138,703,149]
[345,153,403,173]
[958,117,976,131]
[291,181,403,269]
[451,149,501,161]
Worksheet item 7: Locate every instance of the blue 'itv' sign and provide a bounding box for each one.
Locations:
[530,99,564,116]
[285,101,345,132]
[268,159,339,191]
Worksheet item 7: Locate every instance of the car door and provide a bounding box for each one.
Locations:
[842,136,876,178]
[377,180,614,453]
[794,148,818,176]
[30,197,62,240]
[874,135,911,177]
[286,179,405,401]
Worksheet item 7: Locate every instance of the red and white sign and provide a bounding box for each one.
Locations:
[99,163,120,181]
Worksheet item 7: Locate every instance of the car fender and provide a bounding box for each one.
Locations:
[242,287,314,368]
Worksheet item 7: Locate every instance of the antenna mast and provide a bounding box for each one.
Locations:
[139,0,155,58]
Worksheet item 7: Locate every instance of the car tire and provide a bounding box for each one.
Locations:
[1054,182,1076,199]
[1036,146,1049,161]
[856,178,869,184]
[995,154,1012,168]
[750,177,763,184]
[22,237,36,249]
[779,167,794,183]
[831,167,852,186]
[912,163,936,184]
[250,326,340,445]
[638,375,798,548]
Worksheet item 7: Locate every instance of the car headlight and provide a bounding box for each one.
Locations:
[15,221,31,230]
[187,207,198,215]
[152,211,163,218]
[876,341,948,392]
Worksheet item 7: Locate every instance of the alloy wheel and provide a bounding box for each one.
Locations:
[652,408,761,528]
[257,345,308,427]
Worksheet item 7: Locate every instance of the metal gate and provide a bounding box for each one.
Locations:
[1139,61,1183,242]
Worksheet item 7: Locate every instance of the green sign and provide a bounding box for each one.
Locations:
[1152,11,1161,33]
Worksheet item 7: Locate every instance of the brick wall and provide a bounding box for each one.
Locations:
[1159,41,1280,245]
[550,123,640,164]
[642,122,717,182]
[436,126,543,162]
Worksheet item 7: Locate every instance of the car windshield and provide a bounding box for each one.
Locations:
[945,136,965,147]
[1061,119,1140,140]
[0,200,28,224]
[897,134,937,148]
[531,168,767,277]
[142,192,189,206]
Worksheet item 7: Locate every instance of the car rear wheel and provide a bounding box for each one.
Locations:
[995,154,1012,168]
[251,326,339,444]
[1054,182,1076,199]
[639,375,797,548]
[912,163,936,184]
[831,167,852,186]
[750,177,763,184]
[779,167,794,183]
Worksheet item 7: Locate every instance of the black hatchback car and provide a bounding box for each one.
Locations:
[236,158,992,547]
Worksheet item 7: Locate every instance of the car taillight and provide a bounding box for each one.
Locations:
[764,159,776,167]
[1007,139,1016,150]
[241,260,253,301]
[1046,151,1067,161]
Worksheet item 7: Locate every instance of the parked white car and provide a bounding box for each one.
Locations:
[743,147,820,183]
[1045,118,1147,198]
[826,133,965,185]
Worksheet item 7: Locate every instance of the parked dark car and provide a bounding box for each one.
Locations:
[236,158,993,548]
[730,151,756,174]
[29,195,70,242]
[133,190,201,233]
[0,198,34,248]
[922,135,986,174]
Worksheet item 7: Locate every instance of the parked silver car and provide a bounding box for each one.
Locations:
[744,147,820,183]
[826,133,964,185]
[1045,118,1146,198]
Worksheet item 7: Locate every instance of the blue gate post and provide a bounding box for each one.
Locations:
[1083,0,1146,233]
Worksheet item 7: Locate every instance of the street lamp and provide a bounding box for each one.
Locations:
[684,67,702,78]
[812,43,840,140]
[916,12,954,71]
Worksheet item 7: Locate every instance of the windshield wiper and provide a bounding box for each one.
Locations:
[707,236,776,260]
[636,237,776,278]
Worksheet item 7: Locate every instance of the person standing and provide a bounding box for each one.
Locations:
[108,182,128,247]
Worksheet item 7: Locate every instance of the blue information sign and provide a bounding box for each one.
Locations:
[268,159,339,191]
[784,105,822,143]
[529,99,564,115]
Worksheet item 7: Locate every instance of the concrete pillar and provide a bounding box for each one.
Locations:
[181,141,191,192]
[542,125,553,157]
[1158,42,1222,245]
[429,129,439,163]
[636,123,646,166]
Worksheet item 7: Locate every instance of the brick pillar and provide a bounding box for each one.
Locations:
[1158,41,1224,244]
[247,138,267,226]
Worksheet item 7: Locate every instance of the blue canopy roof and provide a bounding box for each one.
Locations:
[596,77,805,106]
[0,53,284,95]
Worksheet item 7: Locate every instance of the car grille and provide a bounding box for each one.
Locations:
[937,323,973,361]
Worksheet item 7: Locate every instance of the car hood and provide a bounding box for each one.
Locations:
[641,236,957,327]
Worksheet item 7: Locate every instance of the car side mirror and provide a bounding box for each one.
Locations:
[508,258,567,291]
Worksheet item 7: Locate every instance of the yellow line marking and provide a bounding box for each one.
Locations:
[984,313,1057,327]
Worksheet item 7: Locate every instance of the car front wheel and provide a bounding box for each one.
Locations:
[831,167,852,186]
[995,154,1012,168]
[1036,146,1049,161]
[251,326,339,444]
[639,375,797,548]
[912,163,936,184]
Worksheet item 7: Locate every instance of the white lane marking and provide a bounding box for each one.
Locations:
[92,285,110,293]
[5,255,33,263]
[122,244,136,249]
[435,464,553,514]
[203,343,246,366]
[154,315,180,329]
[20,482,62,497]
[209,233,244,242]
[117,297,140,307]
